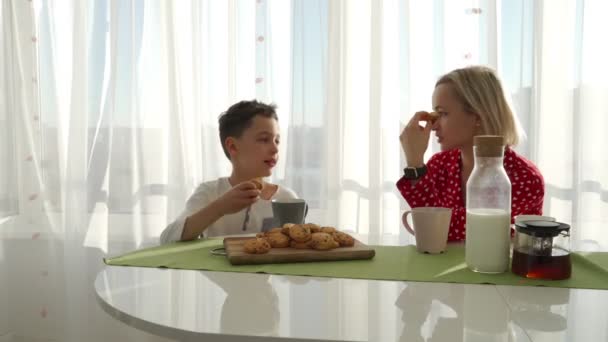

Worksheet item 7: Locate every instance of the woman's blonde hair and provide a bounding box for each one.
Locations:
[436,66,522,146]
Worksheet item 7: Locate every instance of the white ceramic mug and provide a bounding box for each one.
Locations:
[402,207,452,254]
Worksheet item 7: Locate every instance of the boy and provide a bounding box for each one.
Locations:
[160,100,298,244]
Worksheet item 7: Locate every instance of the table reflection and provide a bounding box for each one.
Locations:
[463,285,511,342]
[395,282,464,342]
[505,286,569,333]
[204,272,280,336]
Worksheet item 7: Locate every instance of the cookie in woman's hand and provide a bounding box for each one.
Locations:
[421,111,439,124]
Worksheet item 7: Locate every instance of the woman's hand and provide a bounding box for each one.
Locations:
[400,111,433,166]
[215,181,261,215]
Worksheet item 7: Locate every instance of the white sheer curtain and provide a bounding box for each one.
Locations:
[3,0,608,251]
[3,1,608,341]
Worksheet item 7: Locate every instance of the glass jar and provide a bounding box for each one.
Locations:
[465,135,512,273]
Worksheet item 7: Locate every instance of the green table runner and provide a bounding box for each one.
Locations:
[104,239,608,290]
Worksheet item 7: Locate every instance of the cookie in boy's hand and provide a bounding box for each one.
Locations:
[250,177,264,191]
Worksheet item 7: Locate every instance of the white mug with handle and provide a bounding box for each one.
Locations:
[402,207,452,254]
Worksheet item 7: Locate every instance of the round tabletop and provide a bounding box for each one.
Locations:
[94,264,608,342]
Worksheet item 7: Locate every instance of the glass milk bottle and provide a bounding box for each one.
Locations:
[465,135,512,273]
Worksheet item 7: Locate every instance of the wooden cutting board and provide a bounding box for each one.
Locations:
[223,237,376,265]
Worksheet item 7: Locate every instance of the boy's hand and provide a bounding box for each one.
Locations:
[181,180,260,241]
[215,181,261,215]
[400,111,433,166]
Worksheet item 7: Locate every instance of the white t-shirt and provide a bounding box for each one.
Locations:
[160,178,298,244]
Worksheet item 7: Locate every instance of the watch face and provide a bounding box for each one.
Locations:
[404,166,426,179]
[404,168,418,179]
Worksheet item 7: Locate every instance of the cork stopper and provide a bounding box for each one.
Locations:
[474,135,505,157]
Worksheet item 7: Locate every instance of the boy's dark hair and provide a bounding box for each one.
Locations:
[218,100,278,159]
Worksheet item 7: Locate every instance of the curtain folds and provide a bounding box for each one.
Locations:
[2,2,608,339]
[2,0,607,252]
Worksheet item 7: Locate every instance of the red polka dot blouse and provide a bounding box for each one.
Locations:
[397,147,545,242]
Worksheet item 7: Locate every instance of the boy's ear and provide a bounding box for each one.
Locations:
[225,137,238,157]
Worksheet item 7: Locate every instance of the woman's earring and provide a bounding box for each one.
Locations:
[475,122,482,134]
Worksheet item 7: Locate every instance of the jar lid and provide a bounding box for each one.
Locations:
[514,220,570,237]
[474,135,504,146]
[474,135,505,157]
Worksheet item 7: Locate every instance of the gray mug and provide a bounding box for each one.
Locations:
[271,199,308,226]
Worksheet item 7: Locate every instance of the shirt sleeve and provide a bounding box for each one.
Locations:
[159,184,212,245]
[396,153,445,208]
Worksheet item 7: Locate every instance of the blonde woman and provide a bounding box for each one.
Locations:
[397,66,544,241]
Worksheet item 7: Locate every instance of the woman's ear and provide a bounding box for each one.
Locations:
[470,114,483,134]
[474,114,482,128]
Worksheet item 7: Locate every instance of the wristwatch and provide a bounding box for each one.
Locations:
[403,165,427,179]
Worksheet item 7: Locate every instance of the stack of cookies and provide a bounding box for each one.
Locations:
[243,223,355,254]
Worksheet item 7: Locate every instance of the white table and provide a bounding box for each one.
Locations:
[95,262,608,342]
